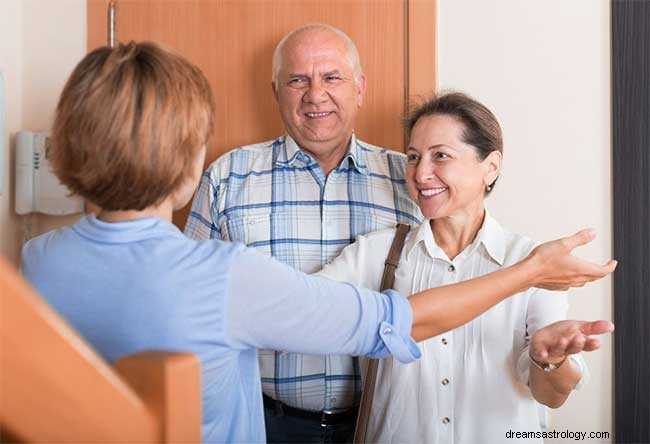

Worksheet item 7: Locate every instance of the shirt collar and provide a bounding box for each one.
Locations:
[343,134,369,174]
[474,211,506,266]
[73,214,182,244]
[404,218,442,260]
[405,210,506,266]
[277,133,369,175]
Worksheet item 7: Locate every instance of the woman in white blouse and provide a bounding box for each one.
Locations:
[318,92,612,444]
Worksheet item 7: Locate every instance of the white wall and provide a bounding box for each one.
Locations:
[0,0,24,265]
[0,0,86,266]
[437,1,612,442]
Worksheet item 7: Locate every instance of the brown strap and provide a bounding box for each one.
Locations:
[353,223,411,443]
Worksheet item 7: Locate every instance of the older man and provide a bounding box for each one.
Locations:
[185,24,421,443]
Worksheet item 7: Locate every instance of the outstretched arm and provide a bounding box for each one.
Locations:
[225,229,613,361]
[409,229,616,341]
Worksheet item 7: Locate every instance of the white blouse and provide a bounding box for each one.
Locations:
[317,213,587,444]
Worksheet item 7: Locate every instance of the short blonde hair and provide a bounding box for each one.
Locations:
[51,41,215,211]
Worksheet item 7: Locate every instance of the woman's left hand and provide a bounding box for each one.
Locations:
[530,320,615,364]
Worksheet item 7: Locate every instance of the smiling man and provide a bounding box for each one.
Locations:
[185,24,421,443]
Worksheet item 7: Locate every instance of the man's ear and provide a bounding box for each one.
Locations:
[356,74,366,108]
[271,82,279,102]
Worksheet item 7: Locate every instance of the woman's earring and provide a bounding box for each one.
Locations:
[486,184,492,192]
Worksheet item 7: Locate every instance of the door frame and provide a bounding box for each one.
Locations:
[612,1,650,442]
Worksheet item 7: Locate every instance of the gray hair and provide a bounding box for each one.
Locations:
[271,24,363,88]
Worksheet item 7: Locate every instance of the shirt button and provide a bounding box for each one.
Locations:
[382,327,393,335]
[326,259,333,265]
[448,264,455,272]
[249,220,256,226]
[330,397,337,403]
[442,417,450,424]
[442,338,448,345]
[442,378,450,386]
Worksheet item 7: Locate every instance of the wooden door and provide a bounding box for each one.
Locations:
[87,0,436,228]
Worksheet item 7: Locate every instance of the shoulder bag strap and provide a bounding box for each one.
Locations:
[353,222,411,443]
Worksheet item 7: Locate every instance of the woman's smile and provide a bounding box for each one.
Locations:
[418,187,448,198]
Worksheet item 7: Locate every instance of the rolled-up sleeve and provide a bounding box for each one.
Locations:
[224,247,420,364]
[367,290,421,362]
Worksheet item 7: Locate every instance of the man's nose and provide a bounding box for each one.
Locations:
[302,80,328,104]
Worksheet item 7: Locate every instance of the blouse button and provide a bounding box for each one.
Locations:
[448,264,455,272]
[442,417,451,424]
[382,327,393,335]
[442,378,450,386]
[442,338,448,345]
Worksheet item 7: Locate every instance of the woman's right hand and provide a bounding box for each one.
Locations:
[525,229,617,290]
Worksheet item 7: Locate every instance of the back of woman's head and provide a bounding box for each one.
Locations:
[404,92,503,161]
[51,41,215,211]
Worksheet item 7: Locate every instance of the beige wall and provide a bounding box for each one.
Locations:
[0,0,86,266]
[437,0,612,442]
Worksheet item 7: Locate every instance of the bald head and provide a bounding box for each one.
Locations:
[271,24,363,89]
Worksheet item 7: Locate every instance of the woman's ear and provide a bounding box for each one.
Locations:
[483,150,502,187]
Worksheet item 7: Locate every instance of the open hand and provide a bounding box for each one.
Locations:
[530,320,615,364]
[527,229,616,290]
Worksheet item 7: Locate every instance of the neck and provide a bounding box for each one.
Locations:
[96,197,174,223]
[431,202,486,261]
[300,135,352,176]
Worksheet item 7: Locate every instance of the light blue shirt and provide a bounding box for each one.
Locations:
[21,215,420,443]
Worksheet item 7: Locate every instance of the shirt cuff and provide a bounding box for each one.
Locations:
[366,289,422,363]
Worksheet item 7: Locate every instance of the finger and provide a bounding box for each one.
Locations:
[582,337,602,352]
[530,331,549,361]
[548,337,569,357]
[530,341,549,360]
[570,260,616,280]
[562,229,596,251]
[566,335,586,354]
[580,320,615,336]
[605,259,618,272]
[533,348,549,360]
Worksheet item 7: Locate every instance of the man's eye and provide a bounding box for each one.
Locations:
[435,152,449,159]
[407,154,419,162]
[288,78,306,85]
[326,76,342,82]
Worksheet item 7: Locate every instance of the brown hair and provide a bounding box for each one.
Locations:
[404,92,503,191]
[50,41,215,211]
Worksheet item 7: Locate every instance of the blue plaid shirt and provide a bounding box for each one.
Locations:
[185,134,422,411]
